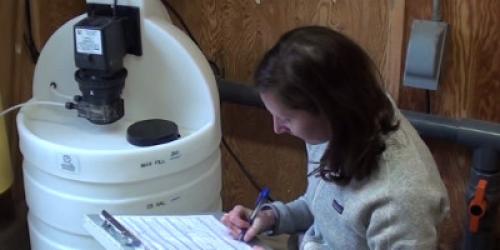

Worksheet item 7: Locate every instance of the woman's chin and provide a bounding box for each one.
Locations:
[304,139,329,145]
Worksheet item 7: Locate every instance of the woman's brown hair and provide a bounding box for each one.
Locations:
[255,26,399,184]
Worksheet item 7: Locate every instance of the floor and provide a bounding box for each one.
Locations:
[0,212,30,250]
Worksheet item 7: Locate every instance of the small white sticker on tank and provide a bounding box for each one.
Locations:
[57,154,80,174]
[75,28,103,55]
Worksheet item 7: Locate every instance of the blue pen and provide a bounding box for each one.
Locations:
[239,187,270,241]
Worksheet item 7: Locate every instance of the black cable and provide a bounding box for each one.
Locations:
[432,0,442,22]
[425,90,431,114]
[112,0,118,17]
[24,0,40,64]
[159,1,267,199]
[159,0,200,48]
[159,0,223,79]
[222,137,274,202]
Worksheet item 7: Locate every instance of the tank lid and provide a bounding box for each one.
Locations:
[127,119,179,146]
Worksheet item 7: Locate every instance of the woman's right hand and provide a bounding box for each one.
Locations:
[221,205,276,242]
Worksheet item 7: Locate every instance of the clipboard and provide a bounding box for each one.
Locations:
[83,210,263,250]
[83,210,145,250]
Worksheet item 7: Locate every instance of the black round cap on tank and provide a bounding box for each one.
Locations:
[127,119,180,146]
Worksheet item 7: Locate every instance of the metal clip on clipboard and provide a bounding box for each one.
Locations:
[83,210,145,250]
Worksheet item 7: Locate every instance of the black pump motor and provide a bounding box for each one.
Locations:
[68,2,141,125]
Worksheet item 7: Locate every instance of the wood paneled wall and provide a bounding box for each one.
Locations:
[400,0,500,247]
[2,0,499,249]
[0,1,17,104]
[166,0,406,206]
[0,0,34,206]
[0,0,86,207]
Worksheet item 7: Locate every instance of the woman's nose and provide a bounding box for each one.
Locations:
[273,117,287,134]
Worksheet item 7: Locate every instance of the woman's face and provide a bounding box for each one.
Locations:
[260,91,331,144]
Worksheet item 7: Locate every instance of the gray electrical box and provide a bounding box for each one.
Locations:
[404,20,448,90]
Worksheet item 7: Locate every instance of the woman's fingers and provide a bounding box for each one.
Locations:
[242,216,267,241]
[228,223,246,237]
[221,205,278,242]
[228,213,251,228]
[222,211,251,228]
[220,205,253,239]
[242,225,259,242]
[241,210,274,242]
[252,245,266,250]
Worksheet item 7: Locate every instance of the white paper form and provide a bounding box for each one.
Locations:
[116,215,252,250]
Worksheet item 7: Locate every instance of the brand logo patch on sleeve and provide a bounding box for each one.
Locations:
[332,199,344,214]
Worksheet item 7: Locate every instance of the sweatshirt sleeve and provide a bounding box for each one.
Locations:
[366,186,449,250]
[265,196,314,235]
[263,142,325,235]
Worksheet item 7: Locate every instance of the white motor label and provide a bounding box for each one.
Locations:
[75,28,103,55]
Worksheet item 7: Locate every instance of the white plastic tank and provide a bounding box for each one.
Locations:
[16,1,222,249]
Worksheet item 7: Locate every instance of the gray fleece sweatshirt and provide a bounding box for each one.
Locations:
[266,110,450,250]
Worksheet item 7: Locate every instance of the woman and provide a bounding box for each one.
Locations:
[222,26,449,249]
